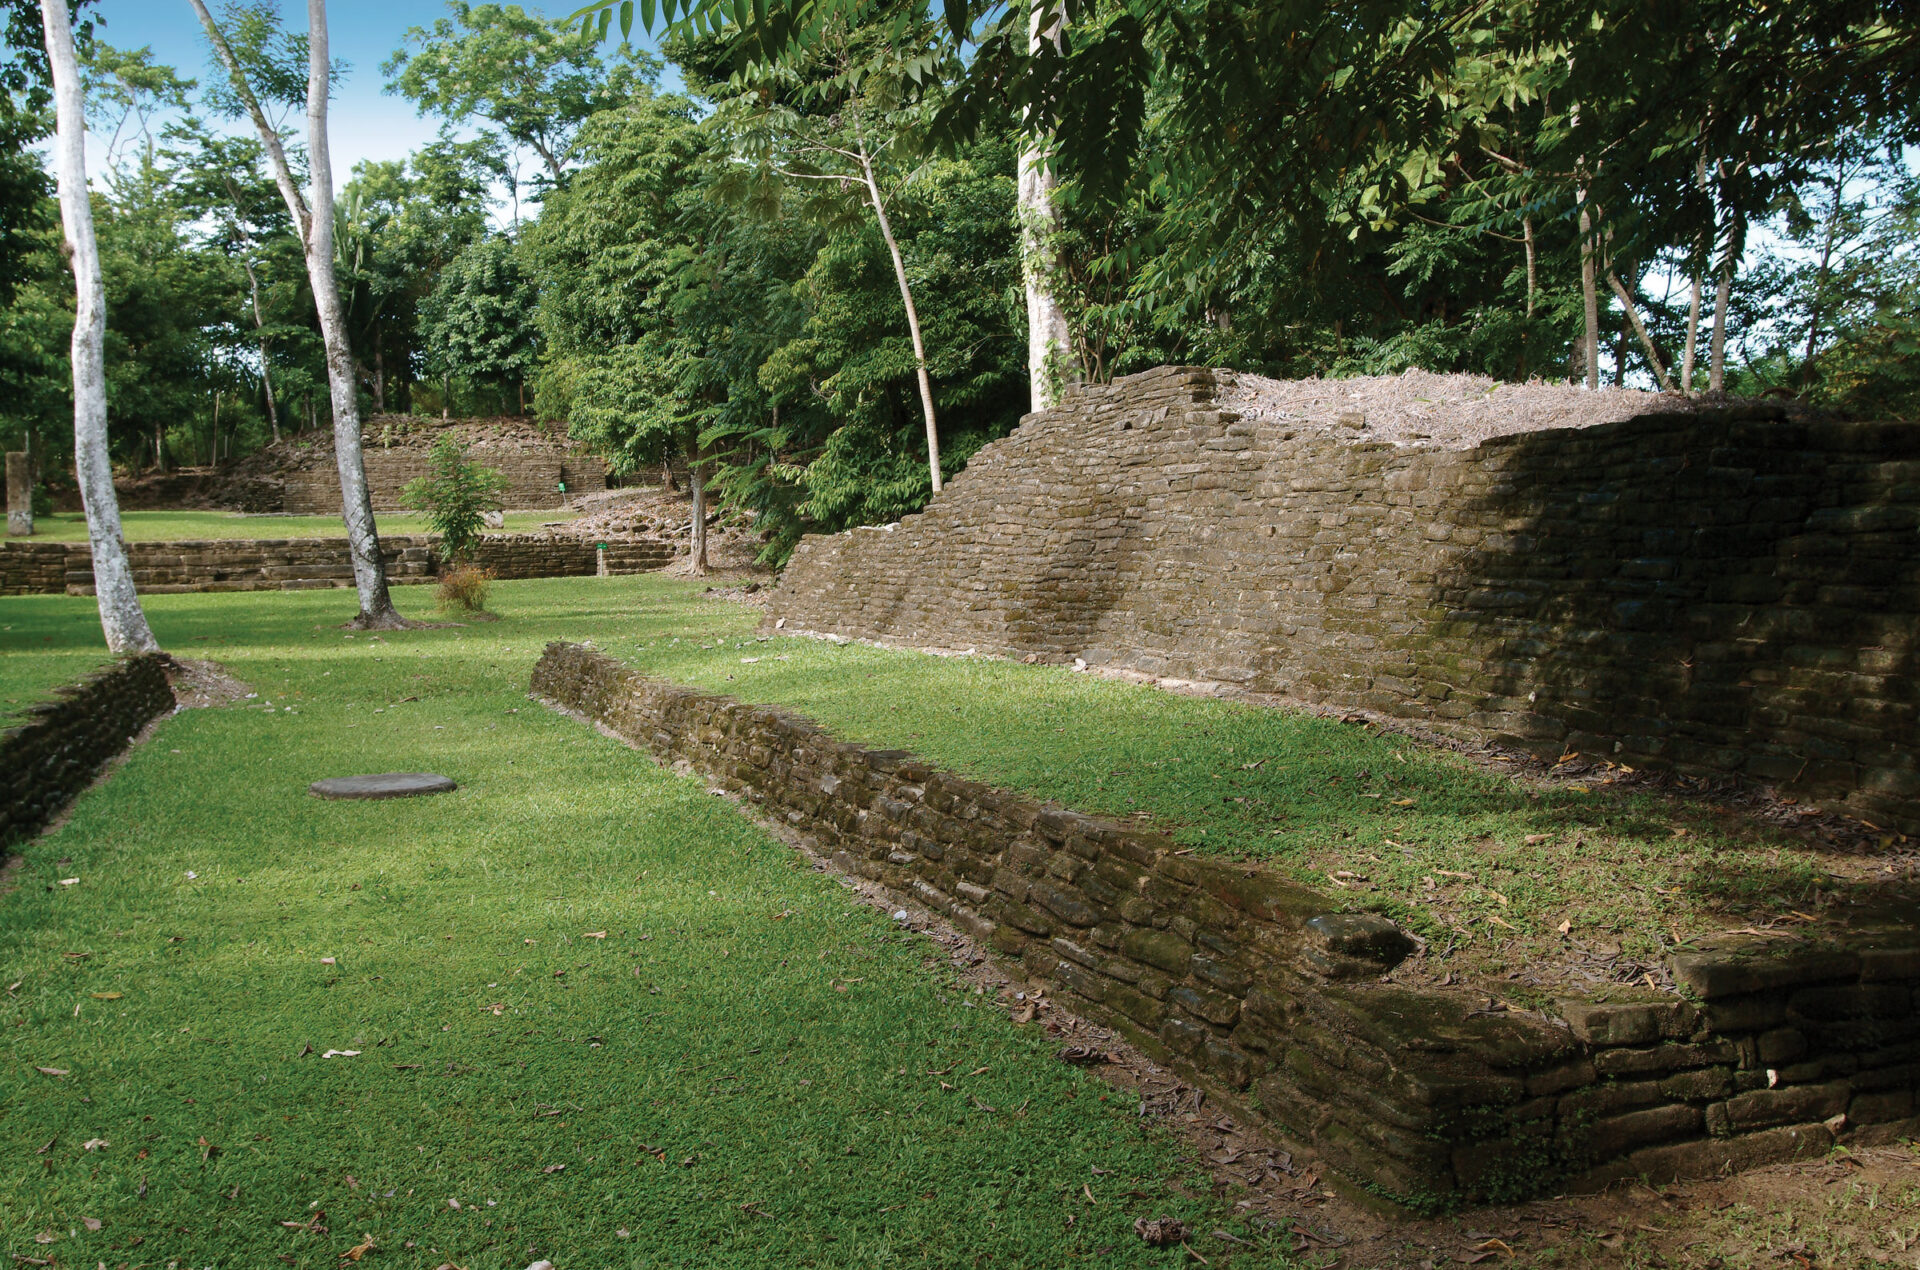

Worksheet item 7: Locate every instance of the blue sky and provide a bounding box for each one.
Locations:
[86,0,667,183]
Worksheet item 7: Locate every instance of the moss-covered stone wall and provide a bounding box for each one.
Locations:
[1,654,174,845]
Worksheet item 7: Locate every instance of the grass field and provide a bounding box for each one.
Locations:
[26,509,562,542]
[1,599,115,720]
[606,609,1891,986]
[1,579,1275,1269]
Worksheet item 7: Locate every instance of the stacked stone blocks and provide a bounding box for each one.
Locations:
[765,367,1920,832]
[0,533,674,596]
[1,654,174,845]
[532,642,1920,1208]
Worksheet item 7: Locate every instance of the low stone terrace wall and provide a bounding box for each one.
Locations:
[0,534,674,596]
[533,641,1920,1210]
[1,654,174,845]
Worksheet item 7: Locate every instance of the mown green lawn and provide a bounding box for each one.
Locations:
[25,509,559,543]
[1,599,116,720]
[2,579,1266,1269]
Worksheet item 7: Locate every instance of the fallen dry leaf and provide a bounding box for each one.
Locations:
[82,1137,109,1151]
[583,930,606,939]
[81,1217,101,1232]
[320,1049,361,1059]
[90,991,122,1000]
[341,1232,376,1262]
[35,1066,68,1077]
[542,1163,566,1174]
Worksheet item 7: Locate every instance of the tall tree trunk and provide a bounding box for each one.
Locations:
[191,0,403,628]
[372,342,386,413]
[301,1,399,625]
[687,437,707,577]
[853,117,941,494]
[211,390,221,465]
[1683,272,1702,393]
[1577,199,1600,389]
[1020,4,1074,412]
[1804,175,1843,387]
[42,0,159,654]
[1682,155,1706,393]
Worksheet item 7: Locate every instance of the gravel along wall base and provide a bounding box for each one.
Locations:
[765,366,1920,833]
[0,534,674,596]
[1,654,175,845]
[532,641,1920,1212]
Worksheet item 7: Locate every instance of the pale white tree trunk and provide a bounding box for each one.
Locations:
[1020,3,1073,412]
[853,122,941,494]
[43,0,159,655]
[191,0,403,627]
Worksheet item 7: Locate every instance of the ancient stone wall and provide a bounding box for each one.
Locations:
[278,420,606,513]
[1,654,174,845]
[532,642,1920,1208]
[766,367,1920,832]
[0,534,673,596]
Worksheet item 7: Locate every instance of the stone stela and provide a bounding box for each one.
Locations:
[5,452,29,537]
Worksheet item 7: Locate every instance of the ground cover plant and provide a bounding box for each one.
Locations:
[606,604,1911,993]
[23,510,556,543]
[0,577,1280,1269]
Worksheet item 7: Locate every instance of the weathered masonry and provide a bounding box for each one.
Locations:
[766,367,1920,833]
[0,534,673,596]
[1,654,174,846]
[534,643,1920,1210]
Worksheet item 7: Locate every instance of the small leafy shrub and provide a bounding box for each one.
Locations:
[402,434,509,564]
[437,563,494,614]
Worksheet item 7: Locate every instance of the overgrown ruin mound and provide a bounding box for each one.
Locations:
[766,365,1920,832]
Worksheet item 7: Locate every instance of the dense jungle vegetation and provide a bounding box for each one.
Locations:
[0,0,1915,561]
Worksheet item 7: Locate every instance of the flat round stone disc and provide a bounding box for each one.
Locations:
[309,772,457,800]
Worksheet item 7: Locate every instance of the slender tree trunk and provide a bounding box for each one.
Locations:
[853,120,941,494]
[42,0,159,654]
[244,259,279,440]
[1522,215,1537,317]
[1804,176,1843,387]
[1577,199,1600,389]
[301,1,400,625]
[1606,270,1677,391]
[687,438,707,576]
[211,390,222,465]
[372,342,386,413]
[191,0,402,627]
[1683,273,1702,393]
[1019,4,1074,412]
[1682,154,1707,394]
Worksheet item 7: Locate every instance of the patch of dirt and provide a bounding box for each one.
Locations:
[1215,368,1801,452]
[163,656,251,708]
